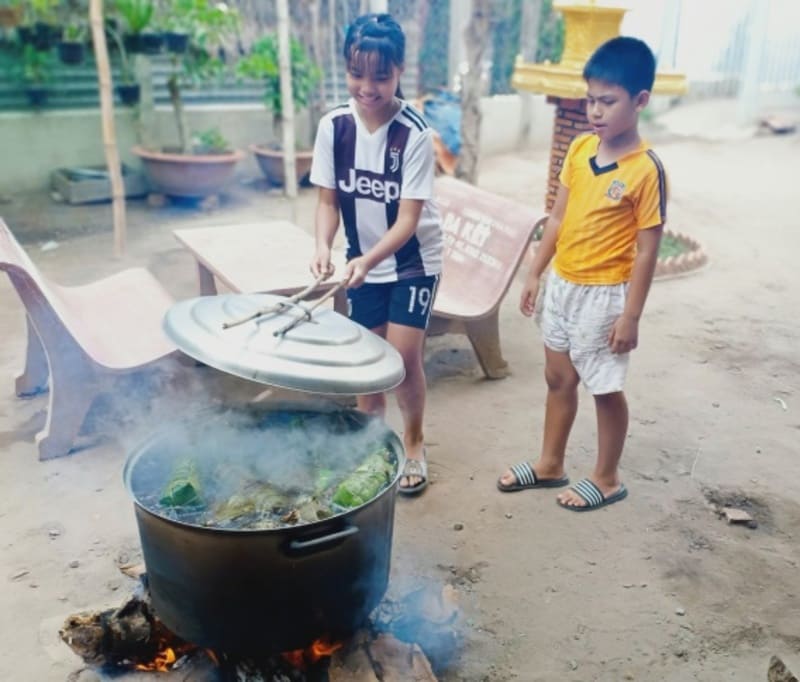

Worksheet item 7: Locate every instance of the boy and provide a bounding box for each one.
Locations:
[497,36,667,511]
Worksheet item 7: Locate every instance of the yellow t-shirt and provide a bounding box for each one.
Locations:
[554,133,667,285]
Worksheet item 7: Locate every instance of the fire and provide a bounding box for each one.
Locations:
[281,637,343,669]
[132,639,199,672]
[134,646,177,672]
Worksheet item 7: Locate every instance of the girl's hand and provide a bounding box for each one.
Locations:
[343,256,370,288]
[310,248,334,280]
[519,276,541,317]
[608,314,639,354]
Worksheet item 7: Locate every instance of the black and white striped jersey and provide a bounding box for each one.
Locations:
[310,99,443,283]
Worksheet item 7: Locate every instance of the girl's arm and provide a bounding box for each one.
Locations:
[344,199,423,287]
[608,224,663,353]
[311,187,341,279]
[520,183,569,316]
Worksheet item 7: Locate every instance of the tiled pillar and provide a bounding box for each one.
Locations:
[545,96,592,211]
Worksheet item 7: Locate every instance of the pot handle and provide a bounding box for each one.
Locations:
[287,525,359,553]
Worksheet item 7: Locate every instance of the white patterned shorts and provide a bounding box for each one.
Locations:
[538,270,629,395]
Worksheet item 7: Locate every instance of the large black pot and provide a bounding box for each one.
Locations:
[123,404,404,656]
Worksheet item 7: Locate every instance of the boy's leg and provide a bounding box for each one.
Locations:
[497,346,580,486]
[557,390,628,508]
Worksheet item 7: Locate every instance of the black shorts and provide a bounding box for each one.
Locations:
[347,275,440,330]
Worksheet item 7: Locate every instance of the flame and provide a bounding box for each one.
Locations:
[280,637,343,669]
[134,646,177,672]
[131,638,199,672]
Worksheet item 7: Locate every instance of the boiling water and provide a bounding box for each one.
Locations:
[128,407,399,530]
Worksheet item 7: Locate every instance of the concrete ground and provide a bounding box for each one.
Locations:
[1,100,800,681]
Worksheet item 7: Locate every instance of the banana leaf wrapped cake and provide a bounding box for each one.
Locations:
[147,410,400,530]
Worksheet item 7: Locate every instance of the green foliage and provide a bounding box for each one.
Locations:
[191,127,231,154]
[27,0,59,24]
[419,0,450,93]
[536,0,564,64]
[62,19,87,43]
[15,43,55,85]
[658,232,688,259]
[236,34,321,124]
[114,0,154,34]
[490,0,522,95]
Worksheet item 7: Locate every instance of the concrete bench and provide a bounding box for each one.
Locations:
[174,180,541,379]
[0,218,178,460]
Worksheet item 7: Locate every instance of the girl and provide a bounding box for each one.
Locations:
[309,13,442,495]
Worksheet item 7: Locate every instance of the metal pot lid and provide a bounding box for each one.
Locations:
[164,293,405,395]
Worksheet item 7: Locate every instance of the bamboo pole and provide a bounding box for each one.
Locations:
[89,0,126,257]
[276,0,298,198]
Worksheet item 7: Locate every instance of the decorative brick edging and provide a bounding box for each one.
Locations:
[521,229,708,282]
[653,230,709,281]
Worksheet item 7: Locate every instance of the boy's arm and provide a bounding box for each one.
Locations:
[608,225,663,353]
[520,183,569,316]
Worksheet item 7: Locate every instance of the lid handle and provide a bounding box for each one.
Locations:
[274,279,349,337]
[221,273,328,330]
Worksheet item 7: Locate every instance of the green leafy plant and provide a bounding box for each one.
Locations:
[236,34,321,145]
[105,22,136,84]
[29,0,59,24]
[191,127,231,154]
[114,0,153,34]
[156,0,241,153]
[16,43,55,85]
[62,19,87,42]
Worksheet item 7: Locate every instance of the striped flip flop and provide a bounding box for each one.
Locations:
[557,479,628,512]
[496,461,569,492]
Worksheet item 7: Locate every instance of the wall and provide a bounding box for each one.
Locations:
[0,94,554,194]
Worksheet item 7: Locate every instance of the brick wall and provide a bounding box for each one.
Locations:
[545,96,592,210]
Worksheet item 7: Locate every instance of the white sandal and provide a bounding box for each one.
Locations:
[398,453,428,495]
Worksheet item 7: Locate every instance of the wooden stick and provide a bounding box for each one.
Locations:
[222,273,328,329]
[274,279,348,336]
[89,0,127,257]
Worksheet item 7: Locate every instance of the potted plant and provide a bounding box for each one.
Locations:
[114,0,162,54]
[15,43,55,106]
[58,18,88,65]
[105,22,140,105]
[131,0,244,199]
[236,33,321,186]
[29,0,60,50]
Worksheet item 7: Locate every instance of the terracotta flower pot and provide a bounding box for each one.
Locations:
[132,146,244,198]
[250,144,313,187]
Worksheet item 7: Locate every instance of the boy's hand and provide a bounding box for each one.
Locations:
[519,277,540,317]
[608,314,639,354]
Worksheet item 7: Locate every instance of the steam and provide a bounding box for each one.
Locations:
[126,403,399,528]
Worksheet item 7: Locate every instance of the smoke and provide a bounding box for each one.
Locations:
[125,397,400,530]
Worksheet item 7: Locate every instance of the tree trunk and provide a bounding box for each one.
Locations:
[167,74,190,154]
[89,0,126,257]
[457,0,492,185]
[277,0,298,197]
[295,0,325,142]
[518,0,543,147]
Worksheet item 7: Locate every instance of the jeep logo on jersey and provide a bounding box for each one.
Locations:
[338,168,400,203]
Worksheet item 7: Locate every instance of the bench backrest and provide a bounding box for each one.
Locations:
[0,218,90,357]
[432,176,540,320]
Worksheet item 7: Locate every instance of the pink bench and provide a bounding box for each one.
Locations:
[0,218,178,460]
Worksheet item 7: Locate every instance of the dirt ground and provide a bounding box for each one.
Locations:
[1,102,799,682]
